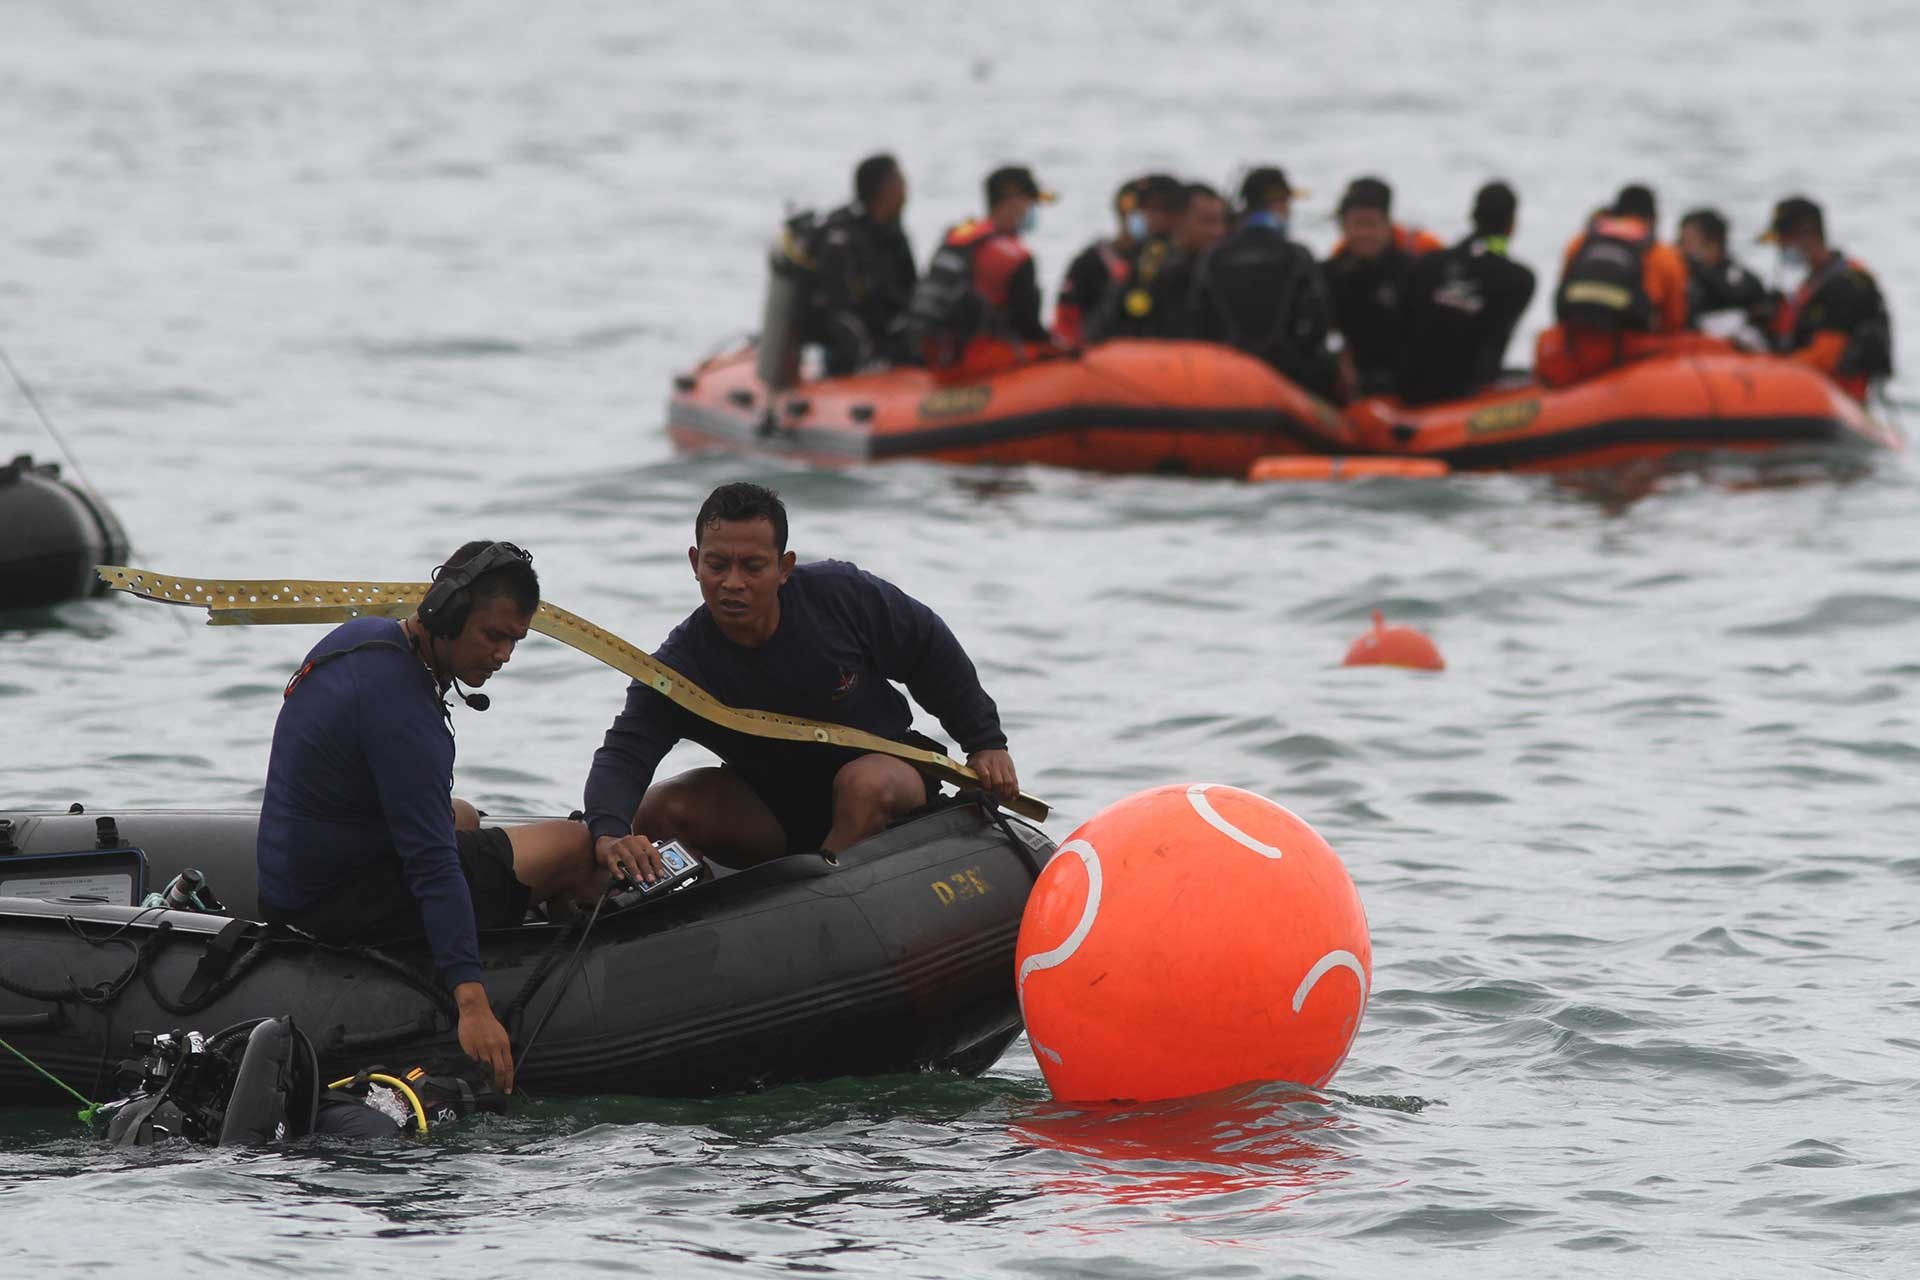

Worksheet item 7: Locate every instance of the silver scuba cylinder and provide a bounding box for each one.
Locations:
[756,216,816,392]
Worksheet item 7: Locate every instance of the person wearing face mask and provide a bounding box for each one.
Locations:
[1189,166,1339,399]
[1055,177,1146,347]
[1086,174,1188,342]
[1760,196,1892,402]
[904,165,1058,376]
[1323,176,1446,398]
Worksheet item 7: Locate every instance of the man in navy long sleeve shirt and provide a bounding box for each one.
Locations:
[585,483,1020,872]
[257,541,601,1092]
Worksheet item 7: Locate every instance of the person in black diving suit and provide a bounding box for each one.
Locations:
[807,153,919,374]
[1398,181,1538,404]
[1189,166,1339,398]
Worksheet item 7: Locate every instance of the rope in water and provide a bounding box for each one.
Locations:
[0,1033,101,1125]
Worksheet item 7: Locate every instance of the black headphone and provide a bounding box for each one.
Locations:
[417,542,534,639]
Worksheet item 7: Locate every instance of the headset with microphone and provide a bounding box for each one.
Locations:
[415,541,535,713]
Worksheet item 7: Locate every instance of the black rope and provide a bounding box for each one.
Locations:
[512,888,612,1078]
[977,793,1047,880]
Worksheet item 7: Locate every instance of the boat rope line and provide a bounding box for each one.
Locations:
[0,1033,101,1123]
[0,343,105,500]
[95,566,1050,822]
[512,886,613,1080]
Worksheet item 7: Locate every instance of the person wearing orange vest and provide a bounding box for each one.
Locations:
[1760,195,1893,402]
[1324,177,1446,397]
[904,166,1058,376]
[1535,184,1695,386]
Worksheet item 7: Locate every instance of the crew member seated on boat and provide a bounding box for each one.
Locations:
[584,483,1020,873]
[1535,183,1692,387]
[1760,195,1893,402]
[1136,182,1231,341]
[1086,174,1189,342]
[1398,181,1538,405]
[1677,207,1772,347]
[1054,177,1145,347]
[1189,166,1340,399]
[806,153,919,375]
[904,165,1058,377]
[1324,176,1446,397]
[256,543,606,1094]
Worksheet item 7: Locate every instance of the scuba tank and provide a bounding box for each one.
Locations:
[757,210,822,392]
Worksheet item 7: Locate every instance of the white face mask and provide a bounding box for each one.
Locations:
[1123,209,1149,241]
[1779,245,1809,269]
[1019,205,1039,235]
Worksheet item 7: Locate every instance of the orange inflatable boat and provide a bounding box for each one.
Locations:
[668,340,1347,475]
[666,340,1897,477]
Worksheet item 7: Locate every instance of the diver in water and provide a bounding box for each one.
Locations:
[255,542,608,1094]
[584,483,1020,872]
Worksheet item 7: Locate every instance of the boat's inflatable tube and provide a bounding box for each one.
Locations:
[0,800,1052,1102]
[1344,352,1901,472]
[669,339,1352,476]
[0,454,132,609]
[667,341,1896,476]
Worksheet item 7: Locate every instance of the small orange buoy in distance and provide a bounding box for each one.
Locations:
[1343,609,1445,670]
[1015,784,1371,1103]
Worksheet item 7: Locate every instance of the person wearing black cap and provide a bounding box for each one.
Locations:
[1397,181,1538,405]
[904,165,1058,374]
[1323,176,1447,397]
[1537,183,1692,386]
[1762,195,1893,401]
[804,153,919,374]
[1677,208,1772,343]
[1087,174,1190,341]
[1054,178,1144,347]
[1189,166,1338,397]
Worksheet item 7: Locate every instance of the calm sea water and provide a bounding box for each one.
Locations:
[4,2,1919,1275]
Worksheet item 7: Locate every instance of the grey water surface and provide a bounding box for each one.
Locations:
[3,2,1919,1275]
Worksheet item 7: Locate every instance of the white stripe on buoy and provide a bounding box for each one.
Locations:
[1016,839,1103,990]
[1291,949,1369,1013]
[1017,838,1104,1069]
[1186,784,1284,859]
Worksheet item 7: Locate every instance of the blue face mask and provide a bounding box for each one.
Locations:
[1123,209,1149,241]
[1020,205,1040,236]
[1243,210,1289,237]
[1779,245,1809,269]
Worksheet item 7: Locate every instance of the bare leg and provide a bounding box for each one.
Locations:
[452,798,482,831]
[636,768,787,867]
[501,820,598,904]
[822,754,929,855]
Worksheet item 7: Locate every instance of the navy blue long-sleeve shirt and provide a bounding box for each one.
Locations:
[257,617,482,988]
[583,560,1007,845]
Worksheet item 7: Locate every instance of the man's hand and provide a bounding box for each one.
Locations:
[595,833,669,886]
[968,748,1020,805]
[454,981,514,1094]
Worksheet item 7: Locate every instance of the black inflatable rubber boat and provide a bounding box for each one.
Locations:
[0,800,1051,1103]
[0,454,131,609]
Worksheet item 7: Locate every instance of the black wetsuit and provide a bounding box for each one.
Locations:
[1324,242,1427,396]
[1398,236,1538,405]
[808,202,918,373]
[1190,218,1338,397]
[1685,255,1772,329]
[1088,235,1184,341]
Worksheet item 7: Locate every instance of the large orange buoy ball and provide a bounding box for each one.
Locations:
[1015,785,1370,1103]
[1343,609,1445,670]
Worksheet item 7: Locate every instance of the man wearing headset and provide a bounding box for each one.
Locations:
[255,541,600,1093]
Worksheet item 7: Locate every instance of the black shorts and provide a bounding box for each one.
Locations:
[735,736,941,853]
[263,827,532,944]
